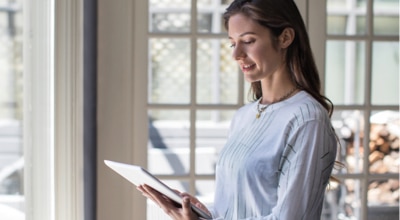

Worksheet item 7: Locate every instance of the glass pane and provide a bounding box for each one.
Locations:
[195,110,234,175]
[325,40,365,105]
[368,179,399,218]
[327,15,347,35]
[369,110,399,174]
[373,0,399,35]
[197,0,229,33]
[197,13,214,33]
[196,180,215,206]
[149,0,191,33]
[371,41,399,105]
[0,0,24,218]
[197,0,232,11]
[322,179,363,220]
[197,39,238,104]
[331,110,365,174]
[197,0,213,7]
[149,38,191,104]
[148,110,190,175]
[327,0,367,35]
[327,15,367,35]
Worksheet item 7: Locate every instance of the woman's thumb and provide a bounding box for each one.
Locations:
[182,196,192,213]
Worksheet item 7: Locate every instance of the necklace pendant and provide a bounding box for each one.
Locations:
[256,113,260,119]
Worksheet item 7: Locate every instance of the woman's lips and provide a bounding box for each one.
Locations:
[241,63,256,72]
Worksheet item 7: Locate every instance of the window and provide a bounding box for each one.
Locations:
[147,0,399,219]
[315,0,399,219]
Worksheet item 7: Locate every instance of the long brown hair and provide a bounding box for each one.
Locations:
[223,0,334,117]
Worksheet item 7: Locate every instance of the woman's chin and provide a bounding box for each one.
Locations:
[244,75,260,83]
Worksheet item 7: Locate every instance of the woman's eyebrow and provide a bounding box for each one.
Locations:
[228,31,257,39]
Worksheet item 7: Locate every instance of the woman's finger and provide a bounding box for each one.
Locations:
[137,185,158,206]
[181,196,192,216]
[138,185,199,220]
[172,189,182,194]
[143,185,176,210]
[180,192,211,216]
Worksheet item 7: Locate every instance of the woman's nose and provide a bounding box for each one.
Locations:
[232,45,246,60]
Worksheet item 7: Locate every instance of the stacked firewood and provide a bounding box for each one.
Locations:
[368,123,399,174]
[367,123,399,205]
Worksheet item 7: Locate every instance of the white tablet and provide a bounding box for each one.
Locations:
[104,160,212,219]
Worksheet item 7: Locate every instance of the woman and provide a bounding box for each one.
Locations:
[138,0,338,219]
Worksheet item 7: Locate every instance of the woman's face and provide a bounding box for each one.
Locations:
[228,13,286,83]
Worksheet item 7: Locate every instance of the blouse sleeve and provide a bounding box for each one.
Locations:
[269,118,337,219]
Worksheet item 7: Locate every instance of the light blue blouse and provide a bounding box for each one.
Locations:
[209,91,337,220]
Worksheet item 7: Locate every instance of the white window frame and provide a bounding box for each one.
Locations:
[24,0,84,220]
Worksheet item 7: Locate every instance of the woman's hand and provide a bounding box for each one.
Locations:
[137,184,210,220]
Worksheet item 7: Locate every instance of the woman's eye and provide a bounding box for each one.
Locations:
[244,40,255,44]
[229,40,254,48]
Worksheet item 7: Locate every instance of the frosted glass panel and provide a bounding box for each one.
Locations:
[371,41,399,105]
[197,39,238,104]
[373,0,399,35]
[148,110,190,175]
[325,40,366,105]
[197,0,230,33]
[149,38,191,104]
[327,0,367,35]
[195,110,234,175]
[149,0,191,33]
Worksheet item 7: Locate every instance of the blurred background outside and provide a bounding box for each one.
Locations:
[0,0,24,219]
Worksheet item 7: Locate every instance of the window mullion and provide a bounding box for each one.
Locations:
[362,0,374,219]
[189,0,198,196]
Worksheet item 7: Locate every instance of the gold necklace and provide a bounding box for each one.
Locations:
[256,87,298,119]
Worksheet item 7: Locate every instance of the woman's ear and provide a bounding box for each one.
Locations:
[279,27,295,49]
